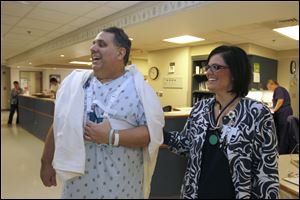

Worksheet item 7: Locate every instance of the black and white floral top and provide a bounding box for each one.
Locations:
[165,97,279,199]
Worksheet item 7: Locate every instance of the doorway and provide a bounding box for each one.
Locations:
[20,71,43,94]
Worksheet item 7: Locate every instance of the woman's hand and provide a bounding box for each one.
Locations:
[84,119,111,144]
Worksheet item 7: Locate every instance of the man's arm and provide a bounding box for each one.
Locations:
[84,120,150,148]
[117,125,150,147]
[272,99,284,113]
[40,124,57,187]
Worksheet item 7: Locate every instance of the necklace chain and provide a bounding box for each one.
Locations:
[214,95,238,128]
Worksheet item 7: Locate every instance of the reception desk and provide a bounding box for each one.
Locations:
[150,109,190,198]
[18,95,54,141]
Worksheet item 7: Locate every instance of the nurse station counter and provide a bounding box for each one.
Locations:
[18,95,299,198]
[18,94,189,198]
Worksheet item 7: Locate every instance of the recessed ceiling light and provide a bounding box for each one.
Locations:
[129,38,133,41]
[29,62,32,65]
[273,25,299,40]
[163,35,205,44]
[60,54,65,57]
[69,61,92,65]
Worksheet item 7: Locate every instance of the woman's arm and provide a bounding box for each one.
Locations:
[251,109,279,199]
[163,120,192,156]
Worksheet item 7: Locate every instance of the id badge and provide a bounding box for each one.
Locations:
[221,125,238,143]
[88,111,103,123]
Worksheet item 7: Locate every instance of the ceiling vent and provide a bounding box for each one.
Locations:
[276,18,298,28]
[278,18,298,23]
[262,18,298,29]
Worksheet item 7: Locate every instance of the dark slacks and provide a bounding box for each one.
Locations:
[274,106,293,154]
[8,104,19,124]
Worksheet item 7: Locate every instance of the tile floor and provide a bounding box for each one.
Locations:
[1,111,62,199]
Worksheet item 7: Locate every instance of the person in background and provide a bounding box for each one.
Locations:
[8,81,23,125]
[267,79,293,154]
[164,45,279,198]
[49,77,60,98]
[40,27,164,199]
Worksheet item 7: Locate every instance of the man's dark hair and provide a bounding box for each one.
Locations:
[13,81,19,85]
[207,45,251,97]
[103,27,131,65]
[50,77,58,83]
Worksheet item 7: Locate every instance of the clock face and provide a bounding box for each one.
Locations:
[290,60,297,74]
[149,67,159,80]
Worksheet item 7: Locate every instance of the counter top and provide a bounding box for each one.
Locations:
[278,154,299,197]
[19,94,55,103]
[164,110,191,118]
[164,107,192,118]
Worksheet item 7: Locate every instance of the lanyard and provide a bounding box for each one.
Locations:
[214,95,238,128]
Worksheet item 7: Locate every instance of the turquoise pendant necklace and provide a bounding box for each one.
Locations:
[209,134,218,145]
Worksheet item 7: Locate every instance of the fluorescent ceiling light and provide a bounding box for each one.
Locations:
[69,61,92,65]
[273,25,299,40]
[163,35,205,44]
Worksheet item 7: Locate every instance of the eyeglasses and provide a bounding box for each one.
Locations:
[205,64,229,72]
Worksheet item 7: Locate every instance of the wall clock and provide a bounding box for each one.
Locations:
[290,60,297,74]
[149,66,159,80]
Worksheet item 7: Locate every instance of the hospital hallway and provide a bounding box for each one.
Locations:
[1,111,62,198]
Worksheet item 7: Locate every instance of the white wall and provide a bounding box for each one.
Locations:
[42,68,74,92]
[277,49,299,117]
[1,66,11,110]
[146,43,299,113]
[10,68,20,88]
[146,43,226,108]
[148,47,190,108]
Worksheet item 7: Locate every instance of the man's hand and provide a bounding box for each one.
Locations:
[84,119,111,144]
[40,161,57,187]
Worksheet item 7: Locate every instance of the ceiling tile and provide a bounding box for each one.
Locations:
[1,24,12,36]
[87,1,108,6]
[69,17,96,27]
[37,1,99,16]
[9,27,49,37]
[3,32,37,42]
[242,29,284,40]
[1,1,33,17]
[84,6,116,19]
[105,1,140,11]
[255,37,299,51]
[1,15,22,26]
[222,23,266,35]
[48,25,78,36]
[16,18,62,31]
[26,7,78,24]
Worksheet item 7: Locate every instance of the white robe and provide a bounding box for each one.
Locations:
[52,65,164,198]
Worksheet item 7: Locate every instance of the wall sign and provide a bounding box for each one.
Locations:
[253,63,260,83]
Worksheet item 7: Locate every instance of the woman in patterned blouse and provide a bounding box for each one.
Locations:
[164,45,279,199]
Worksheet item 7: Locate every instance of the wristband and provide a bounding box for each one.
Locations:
[113,131,119,147]
[108,129,114,146]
